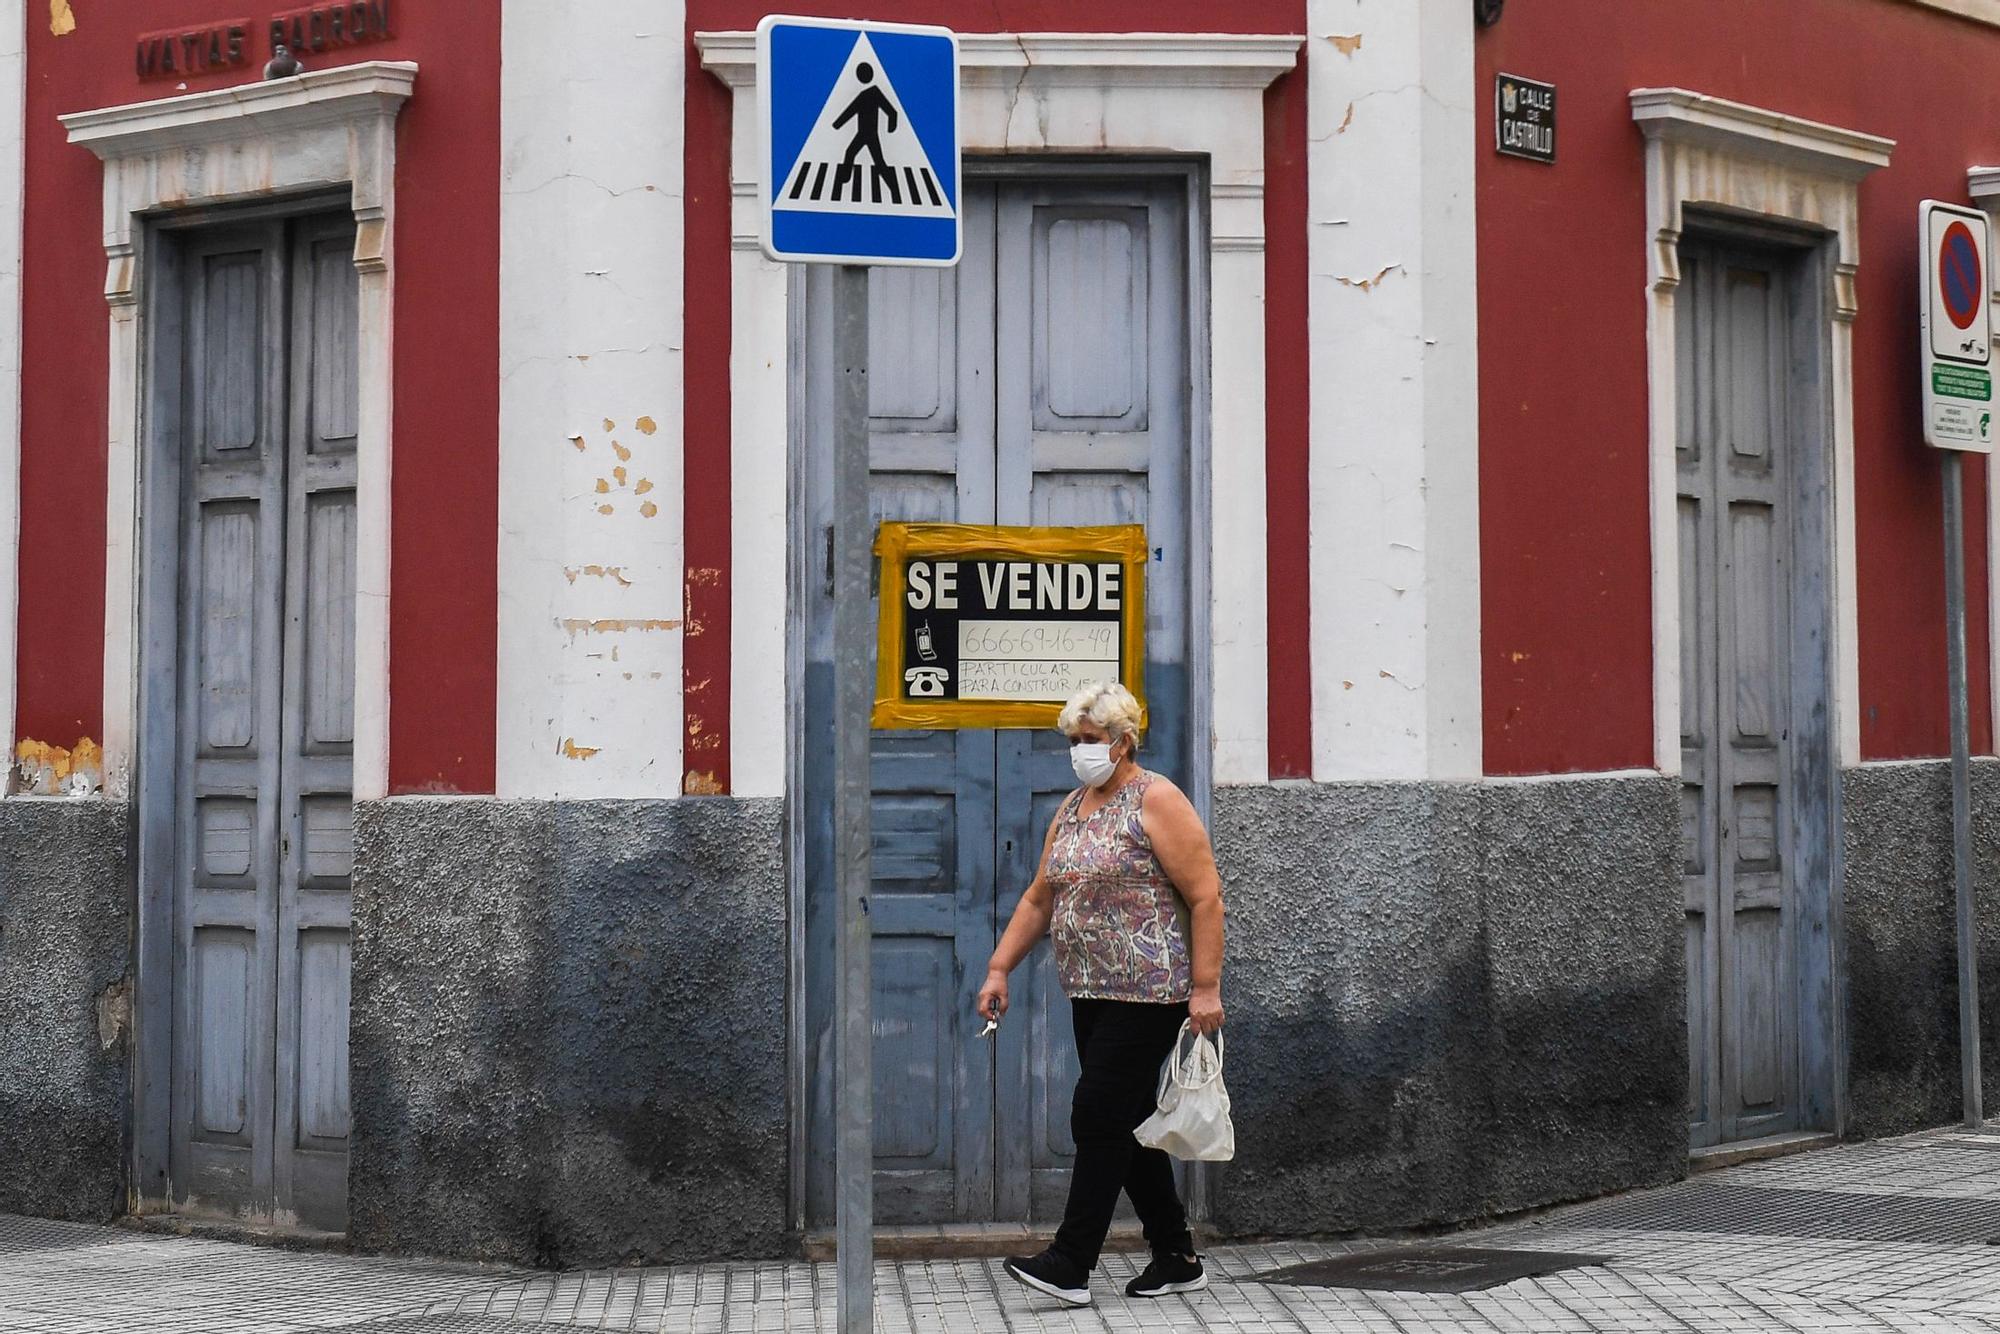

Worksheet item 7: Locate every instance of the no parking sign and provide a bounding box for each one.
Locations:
[1922,200,1995,451]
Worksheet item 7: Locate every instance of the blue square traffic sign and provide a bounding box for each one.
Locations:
[756,15,961,267]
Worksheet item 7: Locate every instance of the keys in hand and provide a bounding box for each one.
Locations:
[979,1018,999,1038]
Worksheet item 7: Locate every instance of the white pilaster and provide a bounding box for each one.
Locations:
[496,0,687,797]
[1307,0,1483,781]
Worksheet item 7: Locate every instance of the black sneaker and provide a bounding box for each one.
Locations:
[1126,1250,1208,1298]
[1002,1248,1093,1306]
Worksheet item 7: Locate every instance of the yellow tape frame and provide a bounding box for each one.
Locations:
[872,522,1149,731]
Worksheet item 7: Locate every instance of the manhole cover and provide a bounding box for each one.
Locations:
[1256,1246,1608,1294]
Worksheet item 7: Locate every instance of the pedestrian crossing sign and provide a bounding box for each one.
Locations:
[756,15,961,267]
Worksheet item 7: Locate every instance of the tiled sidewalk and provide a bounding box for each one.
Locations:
[14,1126,2000,1331]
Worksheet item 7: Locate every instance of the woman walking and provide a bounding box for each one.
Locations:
[977,681,1226,1307]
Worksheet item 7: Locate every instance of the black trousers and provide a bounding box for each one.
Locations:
[1050,997,1194,1270]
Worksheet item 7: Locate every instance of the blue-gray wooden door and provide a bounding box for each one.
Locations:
[802,175,1191,1225]
[164,214,357,1230]
[1678,245,1801,1149]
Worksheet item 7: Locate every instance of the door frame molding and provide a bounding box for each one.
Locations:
[62,60,413,807]
[1632,87,1890,781]
[781,157,1213,1232]
[61,64,413,1214]
[1635,87,1894,1141]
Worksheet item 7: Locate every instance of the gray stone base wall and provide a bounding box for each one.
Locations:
[1209,773,1684,1238]
[0,798,132,1220]
[349,796,787,1268]
[1840,760,2000,1139]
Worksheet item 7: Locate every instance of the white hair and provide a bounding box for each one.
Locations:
[1057,681,1144,749]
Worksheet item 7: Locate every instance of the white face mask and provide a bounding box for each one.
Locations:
[1070,741,1118,788]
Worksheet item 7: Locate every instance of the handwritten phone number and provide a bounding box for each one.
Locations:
[957,620,1118,660]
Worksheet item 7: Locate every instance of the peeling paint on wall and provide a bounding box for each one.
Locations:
[556,617,681,636]
[682,769,724,795]
[95,976,133,1050]
[14,737,102,796]
[1325,32,1362,56]
[49,0,75,37]
[1335,263,1403,292]
[636,416,658,436]
[558,736,601,760]
[563,565,634,586]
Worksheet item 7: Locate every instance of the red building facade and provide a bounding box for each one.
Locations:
[0,0,1993,1268]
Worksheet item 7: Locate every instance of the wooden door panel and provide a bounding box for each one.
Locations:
[871,936,956,1162]
[272,217,359,1232]
[804,176,1191,1225]
[300,492,357,748]
[192,928,255,1139]
[1726,503,1781,740]
[197,253,264,456]
[306,241,359,450]
[170,225,289,1219]
[995,181,1190,1221]
[870,265,957,428]
[1685,916,1709,1125]
[1731,909,1785,1110]
[295,930,352,1144]
[1032,209,1150,432]
[159,213,358,1230]
[1680,246,1801,1149]
[195,504,261,746]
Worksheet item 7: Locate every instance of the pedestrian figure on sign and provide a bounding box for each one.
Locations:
[832,62,899,204]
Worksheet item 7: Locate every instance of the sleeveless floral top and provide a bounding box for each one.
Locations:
[1046,769,1193,1002]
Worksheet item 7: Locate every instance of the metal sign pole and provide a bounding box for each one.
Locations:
[1944,449,1984,1128]
[832,263,876,1333]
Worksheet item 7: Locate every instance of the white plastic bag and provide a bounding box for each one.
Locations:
[1133,1020,1235,1161]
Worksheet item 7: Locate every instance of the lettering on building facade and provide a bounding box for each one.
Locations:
[136,2,392,80]
[136,21,251,79]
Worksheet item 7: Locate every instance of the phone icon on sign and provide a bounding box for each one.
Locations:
[904,666,949,698]
[915,620,938,662]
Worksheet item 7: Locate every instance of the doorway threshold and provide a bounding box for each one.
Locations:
[801,1222,1148,1262]
[1690,1130,1839,1174]
[119,1213,346,1253]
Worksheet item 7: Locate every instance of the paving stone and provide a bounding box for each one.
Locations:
[17,1125,2000,1329]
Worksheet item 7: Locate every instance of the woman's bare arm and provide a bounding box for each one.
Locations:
[1142,777,1226,1032]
